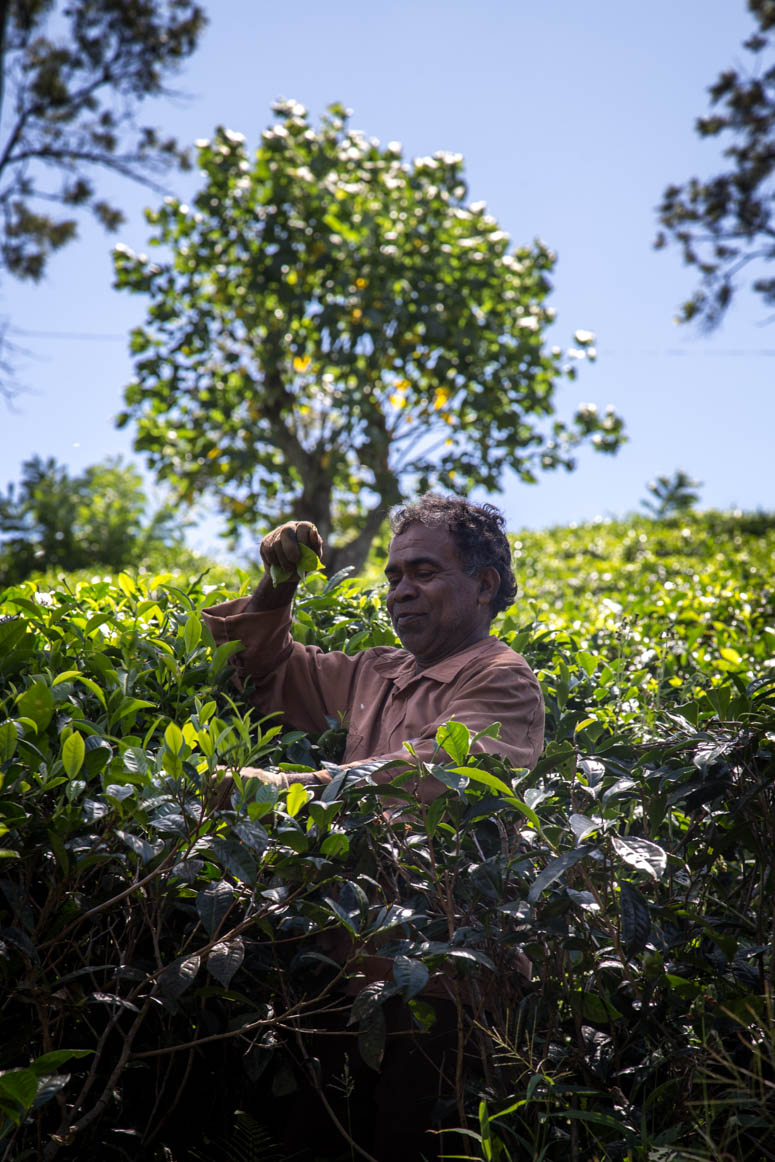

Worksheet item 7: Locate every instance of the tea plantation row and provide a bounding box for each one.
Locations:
[0,509,772,1160]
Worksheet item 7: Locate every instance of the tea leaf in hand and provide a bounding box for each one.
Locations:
[269,544,321,587]
[269,563,293,587]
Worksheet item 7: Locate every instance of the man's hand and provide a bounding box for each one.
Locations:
[212,764,331,810]
[247,521,324,611]
[260,521,324,578]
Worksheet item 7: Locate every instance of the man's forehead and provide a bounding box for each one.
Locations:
[387,524,460,564]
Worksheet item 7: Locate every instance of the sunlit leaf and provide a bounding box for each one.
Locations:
[610,835,667,880]
[207,938,245,988]
[159,954,200,1000]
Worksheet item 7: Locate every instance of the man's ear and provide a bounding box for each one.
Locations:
[477,566,501,609]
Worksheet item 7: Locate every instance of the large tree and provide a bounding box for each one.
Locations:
[655,0,775,329]
[114,101,625,574]
[0,0,206,395]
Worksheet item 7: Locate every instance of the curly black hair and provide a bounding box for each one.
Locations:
[389,493,518,616]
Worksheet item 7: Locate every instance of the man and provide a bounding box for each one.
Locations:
[202,493,544,795]
[201,493,543,1159]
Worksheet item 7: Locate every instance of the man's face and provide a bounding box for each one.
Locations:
[384,524,495,669]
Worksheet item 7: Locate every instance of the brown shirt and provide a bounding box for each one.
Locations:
[202,597,544,774]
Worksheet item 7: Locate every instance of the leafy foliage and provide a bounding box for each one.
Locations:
[113,99,625,573]
[0,0,206,394]
[0,507,773,1160]
[0,455,189,585]
[654,0,775,328]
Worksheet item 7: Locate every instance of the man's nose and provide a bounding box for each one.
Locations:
[389,575,417,602]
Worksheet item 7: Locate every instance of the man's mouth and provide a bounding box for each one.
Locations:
[394,612,424,628]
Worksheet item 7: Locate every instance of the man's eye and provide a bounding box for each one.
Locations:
[416,571,435,581]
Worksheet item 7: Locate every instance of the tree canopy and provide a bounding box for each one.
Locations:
[655,0,775,329]
[0,0,206,394]
[114,101,624,574]
[0,454,187,583]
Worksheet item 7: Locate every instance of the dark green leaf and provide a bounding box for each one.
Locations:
[209,838,257,883]
[528,847,595,904]
[358,1005,386,1072]
[0,1069,37,1110]
[393,955,429,998]
[159,954,200,1000]
[196,880,234,936]
[619,881,651,957]
[207,938,245,987]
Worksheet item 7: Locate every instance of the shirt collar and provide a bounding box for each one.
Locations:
[372,634,500,691]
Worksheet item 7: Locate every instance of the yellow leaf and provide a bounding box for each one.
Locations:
[293,356,310,373]
[207,447,220,459]
[433,387,451,410]
[389,393,407,409]
[286,782,309,817]
[351,308,363,322]
[355,277,367,289]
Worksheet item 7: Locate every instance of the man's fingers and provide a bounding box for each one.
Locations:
[260,521,324,573]
[259,525,295,572]
[295,521,324,562]
[278,525,302,568]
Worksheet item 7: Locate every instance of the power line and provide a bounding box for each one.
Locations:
[12,328,127,341]
[11,328,775,357]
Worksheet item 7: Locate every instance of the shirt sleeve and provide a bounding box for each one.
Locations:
[202,597,364,735]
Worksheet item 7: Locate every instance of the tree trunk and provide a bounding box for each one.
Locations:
[275,395,402,577]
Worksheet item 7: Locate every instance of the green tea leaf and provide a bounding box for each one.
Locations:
[320,832,349,858]
[16,682,54,731]
[285,781,309,817]
[61,731,85,778]
[528,847,595,904]
[0,1068,37,1111]
[269,563,293,586]
[619,880,651,956]
[164,722,184,754]
[436,720,470,765]
[610,835,667,880]
[196,880,234,936]
[207,938,245,988]
[159,953,200,1000]
[296,542,322,580]
[182,614,202,654]
[358,1006,386,1072]
[393,955,429,999]
[209,838,257,883]
[0,721,18,763]
[29,1050,93,1076]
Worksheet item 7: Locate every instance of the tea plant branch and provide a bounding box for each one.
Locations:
[576,861,641,994]
[143,1042,197,1150]
[42,996,154,1161]
[36,851,179,952]
[282,980,382,1162]
[129,973,352,1061]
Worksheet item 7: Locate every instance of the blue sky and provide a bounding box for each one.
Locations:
[2,0,772,557]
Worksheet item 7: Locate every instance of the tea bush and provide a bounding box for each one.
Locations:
[0,509,773,1161]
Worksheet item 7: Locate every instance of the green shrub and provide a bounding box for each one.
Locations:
[0,510,772,1161]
